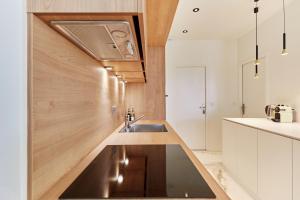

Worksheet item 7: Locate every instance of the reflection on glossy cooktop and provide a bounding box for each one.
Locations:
[59,145,216,199]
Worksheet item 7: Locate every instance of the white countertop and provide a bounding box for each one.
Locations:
[224,118,300,141]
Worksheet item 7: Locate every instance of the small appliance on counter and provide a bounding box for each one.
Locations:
[265,104,294,123]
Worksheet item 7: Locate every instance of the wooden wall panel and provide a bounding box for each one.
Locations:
[126,83,145,117]
[28,15,125,200]
[126,47,165,120]
[27,0,138,13]
[146,0,179,46]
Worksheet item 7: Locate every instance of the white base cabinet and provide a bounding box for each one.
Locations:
[222,120,238,174]
[258,131,292,200]
[294,140,300,200]
[223,120,297,200]
[222,120,258,197]
[236,126,258,195]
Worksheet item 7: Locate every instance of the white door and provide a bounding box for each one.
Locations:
[166,67,206,150]
[242,59,266,117]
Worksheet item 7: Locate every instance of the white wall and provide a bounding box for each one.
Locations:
[0,1,27,200]
[238,0,300,121]
[166,40,239,151]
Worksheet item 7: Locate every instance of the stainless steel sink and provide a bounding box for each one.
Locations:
[120,124,168,133]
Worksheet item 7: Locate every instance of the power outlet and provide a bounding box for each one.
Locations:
[111,106,117,114]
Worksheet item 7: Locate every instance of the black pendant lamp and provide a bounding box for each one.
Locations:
[282,0,288,55]
[254,0,260,78]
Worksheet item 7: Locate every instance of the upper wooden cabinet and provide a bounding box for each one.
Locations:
[27,0,143,13]
[35,12,147,83]
[28,0,178,83]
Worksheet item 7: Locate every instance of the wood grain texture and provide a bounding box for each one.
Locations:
[27,0,138,13]
[146,0,179,46]
[101,61,143,72]
[126,47,165,119]
[28,15,126,200]
[116,71,144,79]
[126,83,145,117]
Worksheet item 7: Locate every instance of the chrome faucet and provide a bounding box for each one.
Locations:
[124,114,145,132]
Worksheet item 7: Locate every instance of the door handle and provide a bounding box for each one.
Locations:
[199,104,206,114]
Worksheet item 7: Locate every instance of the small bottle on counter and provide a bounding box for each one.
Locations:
[131,107,135,121]
[127,108,132,121]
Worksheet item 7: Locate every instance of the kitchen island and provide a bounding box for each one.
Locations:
[223,118,300,200]
[45,120,230,200]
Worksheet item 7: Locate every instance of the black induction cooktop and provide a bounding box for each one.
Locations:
[59,145,216,199]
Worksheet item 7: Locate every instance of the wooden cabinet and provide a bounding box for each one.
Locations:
[236,126,258,195]
[28,0,139,13]
[258,130,293,200]
[293,140,300,200]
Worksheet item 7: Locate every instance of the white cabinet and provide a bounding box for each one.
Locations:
[222,121,258,196]
[222,120,238,173]
[293,140,300,200]
[236,126,258,195]
[258,130,293,200]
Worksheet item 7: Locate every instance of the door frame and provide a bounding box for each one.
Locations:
[170,65,207,150]
[239,56,267,117]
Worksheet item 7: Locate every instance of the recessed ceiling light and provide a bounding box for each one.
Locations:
[193,8,200,12]
[182,29,188,34]
[105,66,113,71]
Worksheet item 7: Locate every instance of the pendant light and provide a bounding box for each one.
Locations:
[254,0,260,79]
[281,0,288,55]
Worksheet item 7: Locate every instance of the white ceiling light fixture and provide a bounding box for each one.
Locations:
[182,29,188,34]
[105,66,113,71]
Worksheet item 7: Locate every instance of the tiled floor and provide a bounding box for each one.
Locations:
[193,151,254,200]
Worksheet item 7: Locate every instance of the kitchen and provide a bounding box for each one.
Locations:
[1,0,300,200]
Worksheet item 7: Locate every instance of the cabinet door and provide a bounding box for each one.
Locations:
[222,120,238,175]
[293,140,300,200]
[258,131,293,200]
[237,126,258,195]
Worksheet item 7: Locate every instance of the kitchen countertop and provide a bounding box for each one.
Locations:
[224,118,300,141]
[53,120,230,200]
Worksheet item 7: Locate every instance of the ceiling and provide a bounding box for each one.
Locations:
[169,0,295,40]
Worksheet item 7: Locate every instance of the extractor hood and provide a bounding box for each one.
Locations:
[51,21,139,61]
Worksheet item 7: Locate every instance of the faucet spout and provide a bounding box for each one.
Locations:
[124,114,145,132]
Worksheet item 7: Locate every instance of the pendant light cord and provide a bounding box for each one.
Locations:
[283,0,286,33]
[256,1,258,46]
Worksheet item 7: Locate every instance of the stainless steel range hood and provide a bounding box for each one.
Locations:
[51,21,139,61]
